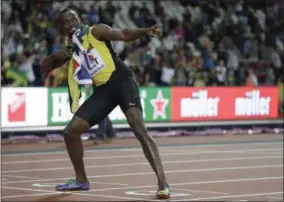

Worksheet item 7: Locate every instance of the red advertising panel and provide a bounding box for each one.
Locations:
[171,87,278,121]
[8,92,26,122]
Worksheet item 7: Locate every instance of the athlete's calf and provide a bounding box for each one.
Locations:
[63,116,90,183]
[125,107,167,186]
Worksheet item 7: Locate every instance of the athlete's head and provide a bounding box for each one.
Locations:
[58,8,82,35]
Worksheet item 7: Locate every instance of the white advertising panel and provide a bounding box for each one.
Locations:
[1,87,48,127]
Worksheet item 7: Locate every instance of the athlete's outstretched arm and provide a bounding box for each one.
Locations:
[92,24,161,42]
[41,47,72,74]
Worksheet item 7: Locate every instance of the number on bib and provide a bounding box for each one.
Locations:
[86,49,105,76]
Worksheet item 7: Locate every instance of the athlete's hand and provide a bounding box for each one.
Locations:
[62,47,73,58]
[41,47,73,77]
[147,24,162,38]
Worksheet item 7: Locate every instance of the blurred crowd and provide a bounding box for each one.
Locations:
[1,0,283,92]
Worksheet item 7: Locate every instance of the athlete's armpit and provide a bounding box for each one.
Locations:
[41,48,72,74]
[92,24,149,42]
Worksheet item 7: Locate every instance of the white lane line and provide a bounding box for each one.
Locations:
[1,192,62,199]
[267,196,283,200]
[32,181,128,187]
[254,151,284,155]
[2,174,42,179]
[1,186,159,201]
[86,176,283,193]
[2,151,191,164]
[3,177,282,200]
[89,181,129,186]
[161,149,192,153]
[174,192,284,201]
[2,164,283,184]
[2,148,282,165]
[2,142,282,157]
[2,155,282,173]
[125,190,189,197]
[2,156,283,173]
[32,177,282,192]
[171,188,229,195]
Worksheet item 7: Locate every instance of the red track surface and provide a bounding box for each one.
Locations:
[1,134,283,201]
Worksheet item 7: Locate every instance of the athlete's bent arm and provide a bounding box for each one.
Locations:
[41,47,72,74]
[92,24,160,42]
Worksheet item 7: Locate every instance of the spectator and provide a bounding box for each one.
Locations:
[174,22,185,40]
[153,0,165,19]
[163,30,178,52]
[99,1,117,26]
[193,70,206,87]
[270,49,282,83]
[160,61,175,86]
[140,2,151,22]
[189,51,203,69]
[129,2,140,26]
[1,60,10,85]
[219,36,240,71]
[244,37,259,61]
[174,58,187,86]
[215,60,227,86]
[277,75,284,115]
[245,68,259,87]
[88,5,99,25]
[202,38,216,69]
[152,56,162,86]
[1,0,283,88]
[265,66,276,85]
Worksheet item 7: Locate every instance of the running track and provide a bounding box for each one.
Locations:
[1,134,283,201]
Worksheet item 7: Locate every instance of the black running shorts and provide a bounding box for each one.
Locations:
[74,77,142,127]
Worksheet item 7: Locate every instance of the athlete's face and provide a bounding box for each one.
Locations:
[60,10,81,35]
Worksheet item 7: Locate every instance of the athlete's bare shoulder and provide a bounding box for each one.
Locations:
[91,24,131,42]
[91,23,159,42]
[91,24,112,41]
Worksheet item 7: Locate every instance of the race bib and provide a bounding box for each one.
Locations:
[85,48,105,76]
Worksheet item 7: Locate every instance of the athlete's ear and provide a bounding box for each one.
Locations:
[92,24,126,41]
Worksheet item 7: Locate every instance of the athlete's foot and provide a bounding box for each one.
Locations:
[104,137,115,144]
[55,179,90,191]
[156,183,170,199]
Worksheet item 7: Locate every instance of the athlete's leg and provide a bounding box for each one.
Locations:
[56,86,116,191]
[94,116,115,144]
[125,107,167,186]
[105,116,115,139]
[63,116,90,182]
[116,78,169,196]
[96,117,108,141]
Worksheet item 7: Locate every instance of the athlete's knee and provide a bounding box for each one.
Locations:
[125,108,148,140]
[63,116,90,137]
[126,108,143,127]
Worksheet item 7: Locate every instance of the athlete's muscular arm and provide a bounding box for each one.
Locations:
[92,24,161,42]
[41,47,72,74]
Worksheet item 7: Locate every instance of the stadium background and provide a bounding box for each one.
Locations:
[1,0,283,139]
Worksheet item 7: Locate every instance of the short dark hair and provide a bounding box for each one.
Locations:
[58,8,80,20]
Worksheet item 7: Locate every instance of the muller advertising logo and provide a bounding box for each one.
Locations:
[181,90,220,118]
[235,90,271,116]
[8,92,26,122]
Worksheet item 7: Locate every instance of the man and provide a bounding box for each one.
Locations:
[85,84,116,144]
[94,115,115,144]
[40,8,170,199]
